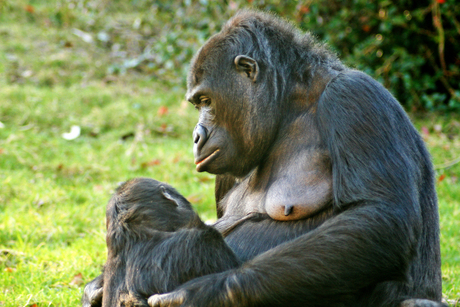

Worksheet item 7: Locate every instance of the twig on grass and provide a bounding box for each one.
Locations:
[435,157,460,170]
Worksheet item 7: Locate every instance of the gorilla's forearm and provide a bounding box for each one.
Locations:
[149,203,417,307]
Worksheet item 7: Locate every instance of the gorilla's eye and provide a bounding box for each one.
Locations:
[192,96,211,110]
[200,97,211,106]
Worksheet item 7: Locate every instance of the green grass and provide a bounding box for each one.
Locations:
[0,1,459,306]
[0,83,218,306]
[417,115,460,304]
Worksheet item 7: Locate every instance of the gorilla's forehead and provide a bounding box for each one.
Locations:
[187,34,229,90]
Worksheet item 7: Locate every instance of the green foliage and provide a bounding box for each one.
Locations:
[291,0,460,111]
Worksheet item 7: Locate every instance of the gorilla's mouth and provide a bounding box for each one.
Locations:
[195,149,220,170]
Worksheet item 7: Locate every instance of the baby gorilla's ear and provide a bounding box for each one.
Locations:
[160,185,179,206]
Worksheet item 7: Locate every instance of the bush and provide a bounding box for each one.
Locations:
[289,0,460,111]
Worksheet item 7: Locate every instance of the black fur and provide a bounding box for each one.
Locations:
[99,178,239,307]
[84,10,444,307]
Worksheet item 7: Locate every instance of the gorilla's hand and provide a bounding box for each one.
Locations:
[148,289,186,307]
[82,275,103,307]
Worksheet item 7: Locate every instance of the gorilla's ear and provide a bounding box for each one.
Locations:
[160,186,179,207]
[234,55,259,82]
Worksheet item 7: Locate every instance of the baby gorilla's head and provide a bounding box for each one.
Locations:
[106,178,203,237]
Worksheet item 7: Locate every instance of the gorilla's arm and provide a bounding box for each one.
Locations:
[148,203,417,307]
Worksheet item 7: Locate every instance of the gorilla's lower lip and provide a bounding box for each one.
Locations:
[195,149,220,168]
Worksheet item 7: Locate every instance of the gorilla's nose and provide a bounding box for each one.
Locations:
[193,124,208,151]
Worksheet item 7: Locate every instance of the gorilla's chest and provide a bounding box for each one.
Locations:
[222,214,322,262]
[223,178,267,215]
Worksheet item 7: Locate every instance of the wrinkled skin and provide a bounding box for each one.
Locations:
[83,10,445,307]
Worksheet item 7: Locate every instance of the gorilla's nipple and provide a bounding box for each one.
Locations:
[284,205,294,216]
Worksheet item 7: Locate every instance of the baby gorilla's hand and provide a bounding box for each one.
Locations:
[82,277,103,307]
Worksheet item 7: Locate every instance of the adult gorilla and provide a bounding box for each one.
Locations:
[85,10,445,307]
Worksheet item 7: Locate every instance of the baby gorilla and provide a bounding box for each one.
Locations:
[101,178,240,307]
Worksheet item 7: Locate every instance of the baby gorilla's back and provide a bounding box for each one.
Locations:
[102,178,240,307]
